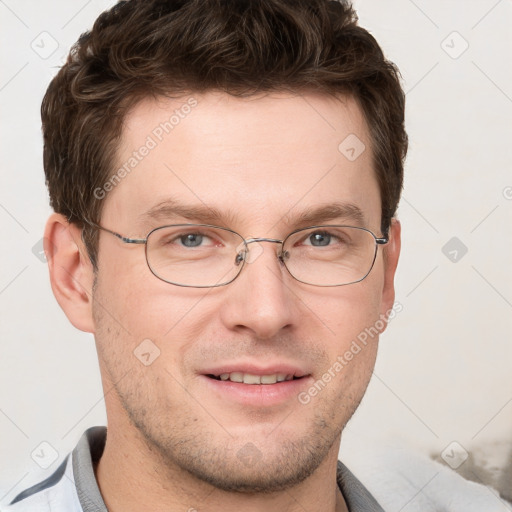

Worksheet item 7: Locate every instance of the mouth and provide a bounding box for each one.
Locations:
[205,372,306,385]
[199,364,312,406]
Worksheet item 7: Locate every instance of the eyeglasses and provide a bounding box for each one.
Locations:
[89,223,388,288]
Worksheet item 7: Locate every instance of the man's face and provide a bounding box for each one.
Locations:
[91,91,398,492]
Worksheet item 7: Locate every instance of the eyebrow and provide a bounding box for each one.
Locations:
[138,199,238,227]
[285,202,365,227]
[137,198,366,230]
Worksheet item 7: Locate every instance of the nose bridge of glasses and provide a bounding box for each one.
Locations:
[237,237,287,265]
[245,237,283,246]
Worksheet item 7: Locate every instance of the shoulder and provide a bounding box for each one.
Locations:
[1,455,82,512]
[342,442,512,512]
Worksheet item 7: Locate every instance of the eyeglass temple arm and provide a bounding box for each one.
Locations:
[102,227,146,244]
[112,233,146,244]
[84,220,147,245]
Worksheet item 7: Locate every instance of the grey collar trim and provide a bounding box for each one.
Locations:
[336,460,385,511]
[72,426,108,512]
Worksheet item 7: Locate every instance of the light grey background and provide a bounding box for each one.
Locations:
[1,0,511,503]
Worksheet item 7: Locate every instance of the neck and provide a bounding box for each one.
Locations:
[94,417,348,512]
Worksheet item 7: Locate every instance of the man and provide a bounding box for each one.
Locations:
[4,1,506,511]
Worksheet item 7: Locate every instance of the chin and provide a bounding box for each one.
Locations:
[175,439,330,494]
[139,414,341,494]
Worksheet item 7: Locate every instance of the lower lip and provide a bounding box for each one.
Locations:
[199,375,313,407]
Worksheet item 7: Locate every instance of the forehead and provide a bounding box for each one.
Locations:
[103,90,380,233]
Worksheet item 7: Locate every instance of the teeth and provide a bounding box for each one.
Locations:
[216,372,296,384]
[229,372,244,383]
[243,374,261,384]
[260,374,277,384]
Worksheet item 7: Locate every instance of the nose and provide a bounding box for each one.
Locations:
[218,239,297,340]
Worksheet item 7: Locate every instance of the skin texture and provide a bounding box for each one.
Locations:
[44,91,401,512]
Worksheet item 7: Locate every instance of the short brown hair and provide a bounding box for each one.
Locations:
[42,0,407,269]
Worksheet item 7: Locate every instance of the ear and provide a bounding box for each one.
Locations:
[380,218,401,328]
[44,213,95,333]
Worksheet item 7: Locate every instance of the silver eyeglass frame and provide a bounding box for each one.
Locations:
[85,221,389,288]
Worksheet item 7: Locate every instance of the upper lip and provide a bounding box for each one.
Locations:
[200,362,310,378]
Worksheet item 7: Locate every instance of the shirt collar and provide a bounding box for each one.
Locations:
[336,460,385,511]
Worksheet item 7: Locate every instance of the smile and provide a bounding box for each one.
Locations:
[207,372,304,384]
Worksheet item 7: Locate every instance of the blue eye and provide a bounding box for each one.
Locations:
[179,233,205,247]
[308,232,332,247]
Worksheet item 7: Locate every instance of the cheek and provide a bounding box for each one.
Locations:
[93,265,220,382]
[310,276,384,350]
[305,278,383,390]
[312,291,381,408]
[97,249,204,337]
